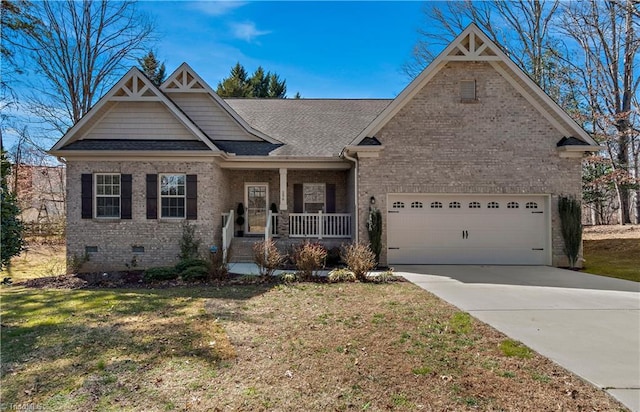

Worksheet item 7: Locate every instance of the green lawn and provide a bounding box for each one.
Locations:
[583,239,640,282]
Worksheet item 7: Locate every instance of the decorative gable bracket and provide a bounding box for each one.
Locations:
[111,73,162,101]
[445,31,501,61]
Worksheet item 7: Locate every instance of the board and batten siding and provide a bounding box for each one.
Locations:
[168,93,259,141]
[84,101,195,140]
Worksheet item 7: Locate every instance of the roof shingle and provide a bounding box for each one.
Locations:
[224,99,391,157]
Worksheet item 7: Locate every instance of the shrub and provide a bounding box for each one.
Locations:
[341,242,376,282]
[143,266,178,282]
[179,222,201,261]
[180,265,209,281]
[175,258,210,274]
[367,207,382,265]
[68,251,90,274]
[293,241,327,280]
[253,239,286,278]
[209,247,228,280]
[279,272,298,284]
[327,268,356,283]
[370,269,395,284]
[558,195,582,268]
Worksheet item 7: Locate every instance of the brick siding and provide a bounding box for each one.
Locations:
[357,62,582,267]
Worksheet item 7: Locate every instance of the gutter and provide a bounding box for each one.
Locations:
[342,150,359,243]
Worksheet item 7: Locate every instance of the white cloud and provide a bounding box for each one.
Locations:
[188,1,247,16]
[230,21,271,43]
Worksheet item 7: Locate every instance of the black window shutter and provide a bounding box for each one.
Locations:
[293,184,303,213]
[81,174,93,219]
[121,174,132,219]
[186,174,197,220]
[146,174,158,219]
[326,184,336,213]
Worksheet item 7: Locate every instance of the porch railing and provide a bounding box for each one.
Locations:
[222,209,234,262]
[289,212,351,239]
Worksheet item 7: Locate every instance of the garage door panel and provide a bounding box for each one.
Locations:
[387,195,549,265]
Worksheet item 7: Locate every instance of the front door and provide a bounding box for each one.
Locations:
[245,183,268,235]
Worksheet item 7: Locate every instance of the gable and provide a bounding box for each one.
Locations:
[50,67,219,154]
[169,93,260,141]
[82,101,196,141]
[349,24,599,150]
[161,63,279,144]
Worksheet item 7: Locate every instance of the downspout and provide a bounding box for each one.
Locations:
[342,150,359,243]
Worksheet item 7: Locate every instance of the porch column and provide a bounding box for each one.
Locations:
[279,168,287,211]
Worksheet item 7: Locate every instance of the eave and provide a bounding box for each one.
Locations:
[556,145,601,159]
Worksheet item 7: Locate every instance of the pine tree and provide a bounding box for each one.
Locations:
[1,149,24,270]
[138,50,166,86]
[216,62,287,98]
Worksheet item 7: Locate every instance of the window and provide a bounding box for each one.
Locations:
[507,201,519,209]
[95,174,120,218]
[303,183,325,213]
[460,80,476,101]
[488,201,500,209]
[411,201,423,209]
[469,201,481,209]
[449,201,461,209]
[526,202,538,209]
[430,201,443,209]
[160,174,186,218]
[392,201,405,209]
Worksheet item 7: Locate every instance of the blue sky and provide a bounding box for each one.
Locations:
[139,1,428,98]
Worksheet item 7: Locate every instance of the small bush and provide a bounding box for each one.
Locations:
[180,265,209,281]
[370,269,396,283]
[175,258,210,274]
[327,268,356,283]
[143,267,178,282]
[68,251,90,274]
[293,241,327,280]
[341,242,376,282]
[279,272,298,284]
[253,239,286,278]
[179,222,201,261]
[209,247,228,280]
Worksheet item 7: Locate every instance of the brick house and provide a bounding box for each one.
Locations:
[50,24,598,272]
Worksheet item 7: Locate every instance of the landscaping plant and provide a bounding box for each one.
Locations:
[340,242,376,282]
[293,241,327,280]
[179,221,201,261]
[253,239,286,278]
[558,195,582,268]
[367,206,382,265]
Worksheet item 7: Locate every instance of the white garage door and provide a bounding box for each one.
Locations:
[387,195,549,265]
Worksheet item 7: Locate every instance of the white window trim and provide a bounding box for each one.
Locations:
[159,173,186,219]
[303,183,326,213]
[94,173,121,219]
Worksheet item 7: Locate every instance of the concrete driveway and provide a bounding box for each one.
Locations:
[397,265,640,411]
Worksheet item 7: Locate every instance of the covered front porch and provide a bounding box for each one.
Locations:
[220,166,355,261]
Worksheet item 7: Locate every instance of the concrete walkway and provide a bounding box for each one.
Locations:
[397,265,640,411]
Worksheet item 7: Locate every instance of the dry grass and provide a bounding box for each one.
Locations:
[1,282,625,411]
[583,225,640,282]
[1,241,66,283]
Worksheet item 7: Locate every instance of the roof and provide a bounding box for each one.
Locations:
[212,140,283,156]
[61,139,211,151]
[225,99,391,157]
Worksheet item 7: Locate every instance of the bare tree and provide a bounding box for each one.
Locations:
[404,1,562,87]
[20,0,155,135]
[559,0,640,224]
